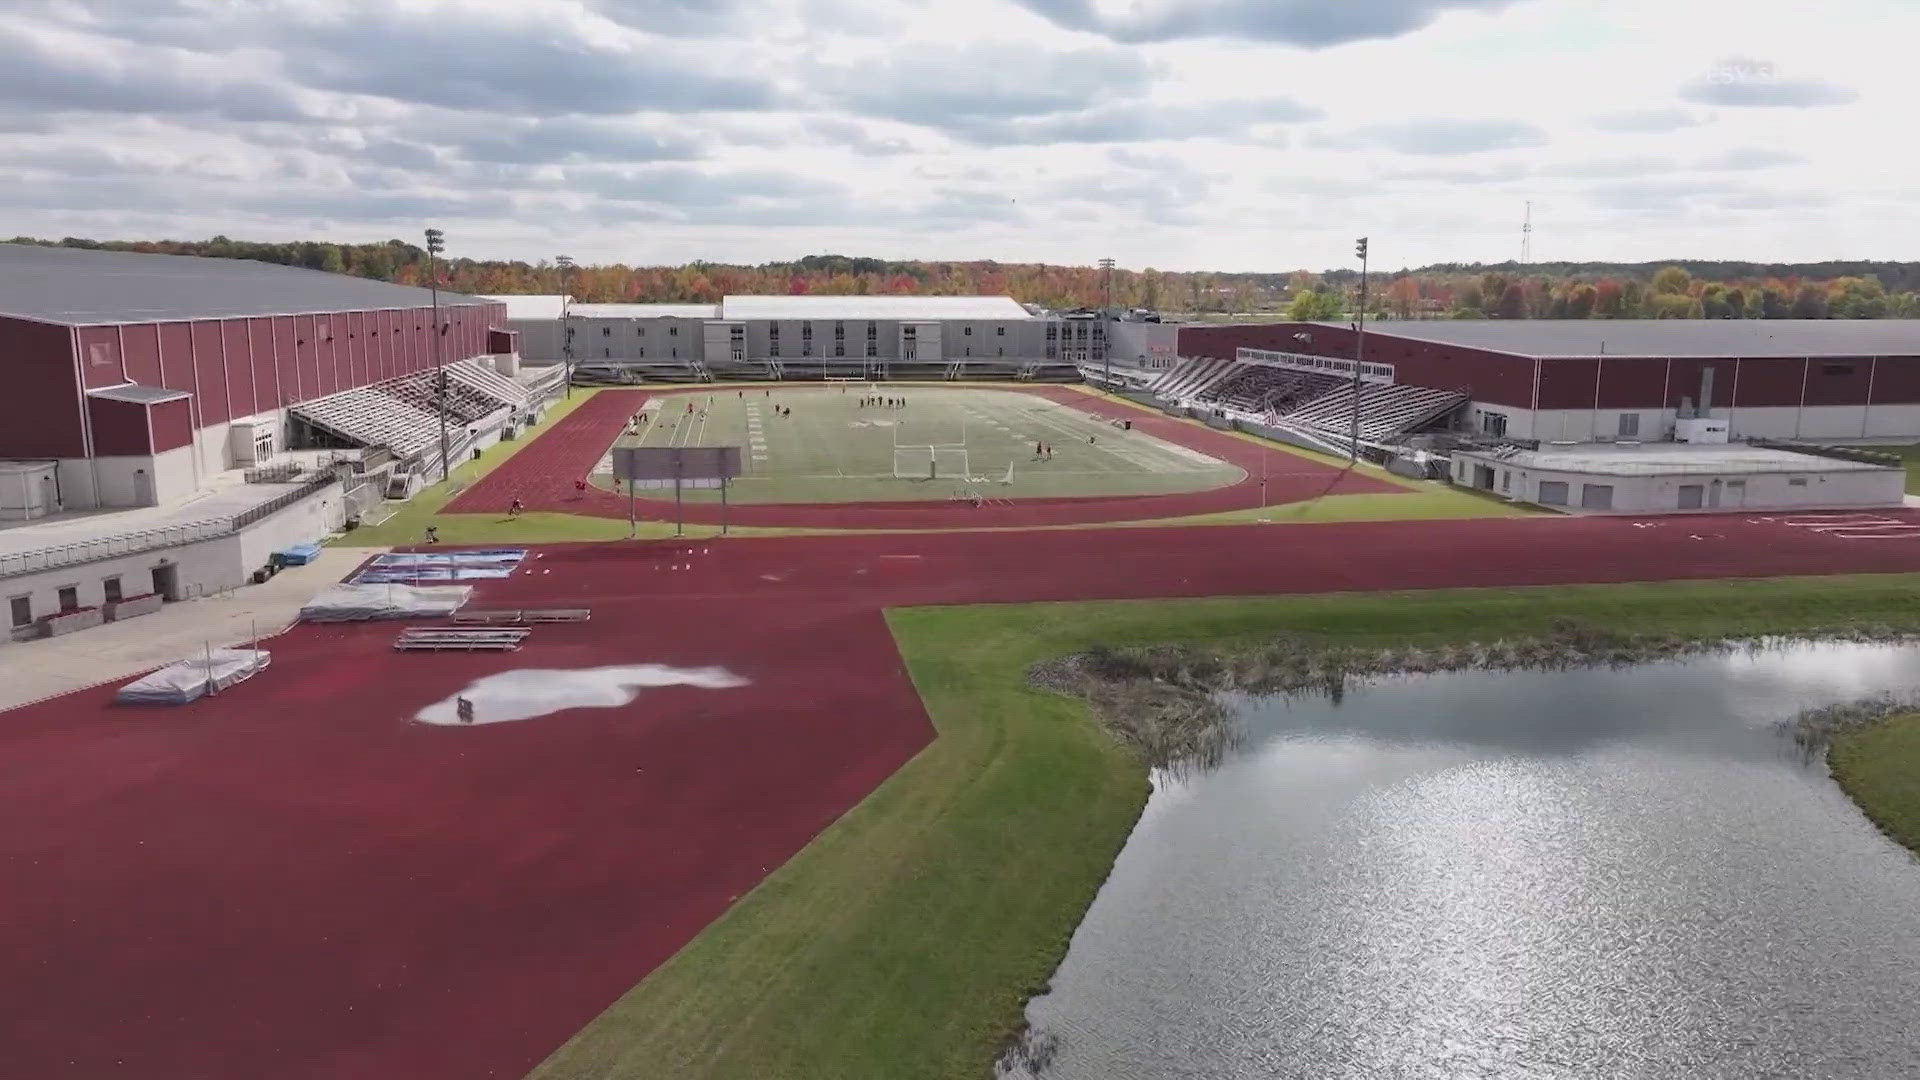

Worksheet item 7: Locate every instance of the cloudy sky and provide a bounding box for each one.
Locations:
[2,0,1903,272]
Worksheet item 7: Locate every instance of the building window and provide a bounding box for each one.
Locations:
[1045,345,1057,359]
[1789,477,1809,487]
[1538,480,1569,506]
[1046,324,1058,340]
[9,595,29,628]
[603,348,610,358]
[671,347,678,358]
[835,344,846,357]
[602,327,610,336]
[1481,412,1508,437]
[670,326,678,336]
[103,576,122,603]
[1823,362,1856,376]
[637,347,646,358]
[964,327,972,336]
[1617,413,1640,438]
[996,326,1005,336]
[57,585,79,611]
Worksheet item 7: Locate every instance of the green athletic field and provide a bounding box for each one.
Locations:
[594,385,1245,503]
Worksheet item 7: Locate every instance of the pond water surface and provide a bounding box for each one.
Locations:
[1006,642,1920,1080]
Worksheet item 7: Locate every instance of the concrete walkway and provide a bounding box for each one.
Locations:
[0,546,377,713]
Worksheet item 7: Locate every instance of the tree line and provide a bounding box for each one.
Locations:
[12,235,1919,321]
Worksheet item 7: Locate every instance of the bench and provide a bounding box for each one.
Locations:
[451,609,526,625]
[393,628,530,651]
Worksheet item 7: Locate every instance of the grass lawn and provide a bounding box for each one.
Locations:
[531,572,1920,1080]
[1828,712,1920,854]
[1877,443,1920,494]
[603,385,1243,503]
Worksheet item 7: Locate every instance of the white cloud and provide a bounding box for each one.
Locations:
[1,0,1912,271]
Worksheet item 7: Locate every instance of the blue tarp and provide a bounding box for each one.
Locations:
[277,543,323,566]
[348,549,528,585]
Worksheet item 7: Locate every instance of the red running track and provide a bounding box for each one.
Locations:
[9,510,1920,1077]
[448,385,1401,529]
[0,591,933,1080]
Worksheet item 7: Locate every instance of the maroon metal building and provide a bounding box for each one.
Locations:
[0,243,508,509]
[1178,319,1920,443]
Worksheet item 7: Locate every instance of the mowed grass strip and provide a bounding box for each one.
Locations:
[530,571,1920,1080]
[1829,712,1920,854]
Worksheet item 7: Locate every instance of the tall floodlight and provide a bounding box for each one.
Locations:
[1098,257,1116,386]
[1351,237,1370,464]
[556,254,576,399]
[425,227,450,481]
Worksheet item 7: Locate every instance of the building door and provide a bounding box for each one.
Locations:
[1726,479,1747,507]
[1473,464,1496,490]
[1707,479,1723,509]
[1677,484,1704,510]
[133,468,154,506]
[151,564,180,602]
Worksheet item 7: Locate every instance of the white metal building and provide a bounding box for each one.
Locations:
[1451,442,1906,514]
[487,293,1090,380]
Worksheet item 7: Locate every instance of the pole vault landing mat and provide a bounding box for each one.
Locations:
[350,548,529,583]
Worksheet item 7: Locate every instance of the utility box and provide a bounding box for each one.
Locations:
[229,419,275,465]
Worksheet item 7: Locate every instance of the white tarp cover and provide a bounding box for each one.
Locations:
[300,583,473,622]
[116,649,271,706]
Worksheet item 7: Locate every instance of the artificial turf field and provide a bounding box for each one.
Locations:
[596,384,1244,503]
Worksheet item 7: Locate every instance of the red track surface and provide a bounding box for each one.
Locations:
[9,512,1920,1077]
[448,385,1400,528]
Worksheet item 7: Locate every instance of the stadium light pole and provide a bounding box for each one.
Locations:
[1350,237,1369,465]
[426,227,450,483]
[1099,257,1115,387]
[556,254,575,399]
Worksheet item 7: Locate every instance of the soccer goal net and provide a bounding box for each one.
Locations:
[892,446,971,480]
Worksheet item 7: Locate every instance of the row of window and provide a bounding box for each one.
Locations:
[10,574,127,629]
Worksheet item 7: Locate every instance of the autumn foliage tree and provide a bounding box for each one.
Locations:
[11,236,1920,321]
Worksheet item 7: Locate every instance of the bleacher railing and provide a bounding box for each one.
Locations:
[2,472,342,580]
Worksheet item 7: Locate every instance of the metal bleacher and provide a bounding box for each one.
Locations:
[1195,364,1349,414]
[1149,356,1239,400]
[290,359,526,462]
[1279,383,1469,443]
[291,388,442,460]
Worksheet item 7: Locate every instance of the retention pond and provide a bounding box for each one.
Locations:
[1006,641,1920,1080]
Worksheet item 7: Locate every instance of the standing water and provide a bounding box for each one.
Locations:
[1005,642,1920,1080]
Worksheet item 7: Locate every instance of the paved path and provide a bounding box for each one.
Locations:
[0,546,375,712]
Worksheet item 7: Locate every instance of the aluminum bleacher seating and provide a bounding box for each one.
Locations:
[289,359,529,461]
[1280,383,1469,443]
